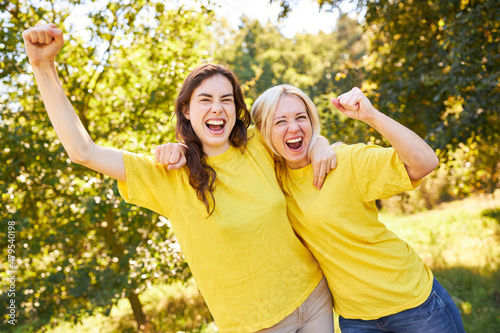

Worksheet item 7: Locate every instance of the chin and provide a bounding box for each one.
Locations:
[285,157,307,169]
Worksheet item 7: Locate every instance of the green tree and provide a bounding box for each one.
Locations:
[310,13,369,144]
[213,14,367,140]
[0,0,213,330]
[274,0,499,194]
[363,0,499,194]
[214,17,286,101]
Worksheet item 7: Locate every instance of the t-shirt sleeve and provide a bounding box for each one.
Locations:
[348,144,422,202]
[248,126,274,158]
[118,150,183,217]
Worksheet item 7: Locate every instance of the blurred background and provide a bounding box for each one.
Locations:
[0,0,498,332]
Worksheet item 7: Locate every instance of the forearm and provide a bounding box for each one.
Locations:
[32,62,95,164]
[23,23,126,181]
[366,111,439,180]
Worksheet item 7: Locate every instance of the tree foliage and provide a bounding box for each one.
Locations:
[1,0,498,330]
[273,0,499,194]
[364,0,499,194]
[213,14,368,143]
[0,0,213,329]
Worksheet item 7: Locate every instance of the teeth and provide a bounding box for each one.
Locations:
[206,120,224,125]
[286,137,302,143]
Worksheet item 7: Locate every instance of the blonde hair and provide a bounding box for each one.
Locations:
[251,84,321,159]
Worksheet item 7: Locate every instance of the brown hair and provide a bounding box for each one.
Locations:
[175,63,251,215]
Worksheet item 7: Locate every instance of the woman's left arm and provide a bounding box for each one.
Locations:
[331,88,439,181]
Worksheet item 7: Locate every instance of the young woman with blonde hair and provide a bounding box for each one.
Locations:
[250,84,466,333]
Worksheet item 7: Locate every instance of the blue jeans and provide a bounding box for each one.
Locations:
[339,278,466,333]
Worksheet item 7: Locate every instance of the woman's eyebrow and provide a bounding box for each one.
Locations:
[196,93,234,98]
[197,93,213,98]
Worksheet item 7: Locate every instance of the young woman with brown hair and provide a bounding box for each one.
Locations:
[23,24,337,332]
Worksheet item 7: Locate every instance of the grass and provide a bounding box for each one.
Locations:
[41,192,499,333]
[379,192,500,333]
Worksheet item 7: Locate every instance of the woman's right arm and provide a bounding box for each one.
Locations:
[23,23,126,182]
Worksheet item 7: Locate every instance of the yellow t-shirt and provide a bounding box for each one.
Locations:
[280,143,433,320]
[118,128,323,332]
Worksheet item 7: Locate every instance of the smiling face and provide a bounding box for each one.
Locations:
[270,94,313,169]
[184,74,236,156]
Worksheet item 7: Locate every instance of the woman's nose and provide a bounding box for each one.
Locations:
[211,100,223,113]
[288,121,300,132]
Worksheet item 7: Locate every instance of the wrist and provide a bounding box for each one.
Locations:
[364,108,383,128]
[31,60,56,71]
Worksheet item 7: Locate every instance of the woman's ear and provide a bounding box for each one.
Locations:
[183,106,190,120]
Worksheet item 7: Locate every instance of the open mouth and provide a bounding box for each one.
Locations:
[286,137,303,150]
[206,119,226,134]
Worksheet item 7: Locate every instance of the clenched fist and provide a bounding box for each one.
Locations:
[22,23,64,66]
